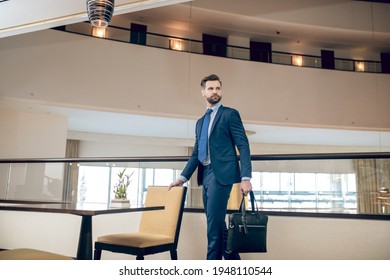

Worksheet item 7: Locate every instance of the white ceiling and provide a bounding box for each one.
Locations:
[0,0,190,38]
[1,0,390,149]
[2,0,389,51]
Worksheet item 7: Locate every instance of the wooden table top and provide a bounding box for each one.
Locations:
[0,200,164,216]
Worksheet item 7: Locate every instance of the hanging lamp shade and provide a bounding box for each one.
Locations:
[86,0,115,28]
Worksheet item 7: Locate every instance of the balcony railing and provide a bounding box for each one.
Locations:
[1,152,390,219]
[60,22,385,74]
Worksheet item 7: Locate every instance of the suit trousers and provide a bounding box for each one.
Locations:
[202,164,240,260]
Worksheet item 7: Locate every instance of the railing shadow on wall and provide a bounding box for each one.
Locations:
[1,152,390,220]
[58,22,385,74]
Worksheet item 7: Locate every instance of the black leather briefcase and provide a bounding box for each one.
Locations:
[226,191,268,253]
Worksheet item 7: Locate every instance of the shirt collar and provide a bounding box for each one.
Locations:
[208,102,222,113]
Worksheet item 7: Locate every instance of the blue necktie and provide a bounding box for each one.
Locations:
[198,109,213,163]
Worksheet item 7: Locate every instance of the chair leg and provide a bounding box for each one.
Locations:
[136,255,144,260]
[94,248,102,260]
[170,249,178,260]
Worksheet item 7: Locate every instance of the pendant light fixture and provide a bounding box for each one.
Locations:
[86,0,115,28]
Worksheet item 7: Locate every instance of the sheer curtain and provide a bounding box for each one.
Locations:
[354,159,390,214]
[63,139,80,202]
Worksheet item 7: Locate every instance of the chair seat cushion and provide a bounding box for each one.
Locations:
[0,248,73,260]
[97,232,174,248]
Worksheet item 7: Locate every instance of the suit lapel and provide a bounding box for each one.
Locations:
[196,114,206,137]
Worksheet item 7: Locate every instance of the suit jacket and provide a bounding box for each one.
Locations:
[181,105,252,186]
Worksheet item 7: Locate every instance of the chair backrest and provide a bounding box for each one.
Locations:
[139,186,187,244]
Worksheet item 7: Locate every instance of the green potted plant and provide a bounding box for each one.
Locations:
[110,169,133,208]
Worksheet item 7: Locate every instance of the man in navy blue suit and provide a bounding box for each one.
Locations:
[170,74,252,260]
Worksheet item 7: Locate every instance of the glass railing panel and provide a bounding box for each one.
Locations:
[187,40,203,54]
[147,33,170,49]
[137,160,189,206]
[272,52,293,66]
[228,46,250,60]
[251,156,390,214]
[355,157,390,214]
[76,163,112,204]
[302,56,321,68]
[1,153,389,216]
[0,163,10,199]
[2,162,65,201]
[335,59,354,71]
[75,161,142,204]
[365,61,381,73]
[74,160,189,206]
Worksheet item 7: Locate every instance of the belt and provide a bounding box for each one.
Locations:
[202,159,211,166]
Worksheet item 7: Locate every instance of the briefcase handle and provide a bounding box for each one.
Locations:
[238,191,258,234]
[238,191,257,214]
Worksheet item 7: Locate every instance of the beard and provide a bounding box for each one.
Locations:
[206,95,222,104]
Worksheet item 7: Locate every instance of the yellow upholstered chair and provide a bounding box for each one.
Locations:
[227,183,247,210]
[94,186,187,260]
[0,248,73,260]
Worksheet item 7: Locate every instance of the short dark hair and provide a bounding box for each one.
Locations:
[200,74,222,88]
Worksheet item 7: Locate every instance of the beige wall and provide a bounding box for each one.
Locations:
[0,29,389,132]
[0,28,389,260]
[0,108,67,158]
[1,210,389,260]
[0,29,389,158]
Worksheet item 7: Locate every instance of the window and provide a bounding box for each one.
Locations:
[78,166,110,203]
[75,164,357,212]
[252,171,357,211]
[77,165,179,205]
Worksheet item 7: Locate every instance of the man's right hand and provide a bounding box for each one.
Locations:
[169,179,184,190]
